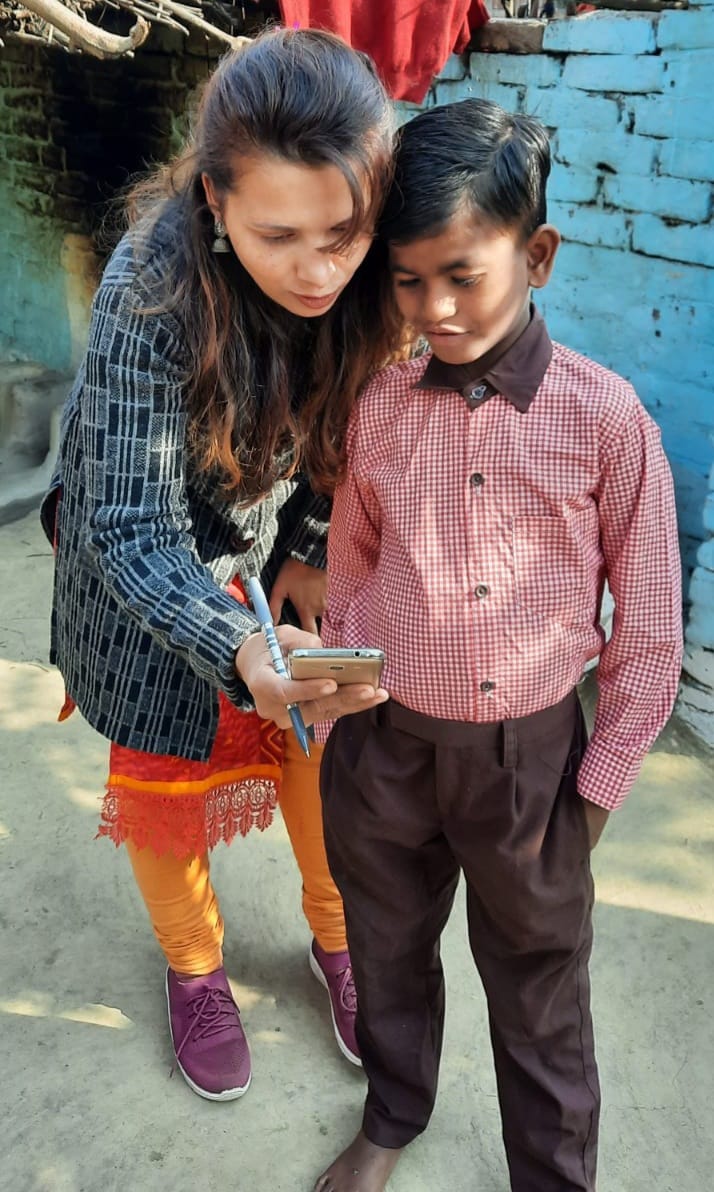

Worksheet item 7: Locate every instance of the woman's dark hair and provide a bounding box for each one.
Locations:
[380,99,551,246]
[127,28,397,498]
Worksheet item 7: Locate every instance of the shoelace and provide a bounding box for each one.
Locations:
[334,964,357,1014]
[174,986,241,1062]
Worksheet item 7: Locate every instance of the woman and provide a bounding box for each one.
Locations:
[41,28,395,1102]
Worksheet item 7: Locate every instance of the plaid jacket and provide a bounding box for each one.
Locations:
[41,221,330,759]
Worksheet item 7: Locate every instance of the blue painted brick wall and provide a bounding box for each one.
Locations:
[543,11,657,54]
[0,31,207,371]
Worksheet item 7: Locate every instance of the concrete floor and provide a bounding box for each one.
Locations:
[1,509,712,1192]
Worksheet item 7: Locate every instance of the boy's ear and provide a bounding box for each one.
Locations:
[202,172,222,220]
[526,224,560,289]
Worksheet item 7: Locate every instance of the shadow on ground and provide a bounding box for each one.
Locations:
[1,512,712,1192]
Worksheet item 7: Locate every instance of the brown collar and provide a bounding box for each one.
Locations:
[415,304,552,412]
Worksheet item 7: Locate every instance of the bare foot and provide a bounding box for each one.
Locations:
[314,1131,402,1192]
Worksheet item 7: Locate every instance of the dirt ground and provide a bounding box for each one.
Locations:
[1,510,712,1192]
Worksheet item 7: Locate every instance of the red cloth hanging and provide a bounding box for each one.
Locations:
[279,1,489,104]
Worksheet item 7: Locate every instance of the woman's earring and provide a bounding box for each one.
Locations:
[212,218,230,254]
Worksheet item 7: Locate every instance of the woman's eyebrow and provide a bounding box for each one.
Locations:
[250,219,352,232]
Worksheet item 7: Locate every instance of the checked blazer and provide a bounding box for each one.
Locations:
[41,218,330,760]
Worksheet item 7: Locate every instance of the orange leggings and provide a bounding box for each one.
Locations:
[125,736,346,975]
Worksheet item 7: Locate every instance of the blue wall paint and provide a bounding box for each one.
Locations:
[0,180,72,371]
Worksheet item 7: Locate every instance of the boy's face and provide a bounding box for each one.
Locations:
[389,206,559,365]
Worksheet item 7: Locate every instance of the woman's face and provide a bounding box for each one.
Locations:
[203,153,373,318]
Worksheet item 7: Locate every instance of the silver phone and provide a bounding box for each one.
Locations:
[287,648,385,687]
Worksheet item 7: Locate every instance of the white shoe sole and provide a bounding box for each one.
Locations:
[165,969,252,1101]
[309,947,363,1068]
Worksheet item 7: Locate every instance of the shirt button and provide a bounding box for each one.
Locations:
[470,473,484,488]
[480,680,495,693]
[475,583,489,599]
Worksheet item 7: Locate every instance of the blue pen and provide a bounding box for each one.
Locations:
[247,576,311,758]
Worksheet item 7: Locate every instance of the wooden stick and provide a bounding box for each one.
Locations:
[115,0,189,34]
[19,0,150,57]
[123,0,252,47]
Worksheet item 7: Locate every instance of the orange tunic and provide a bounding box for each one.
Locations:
[59,577,284,858]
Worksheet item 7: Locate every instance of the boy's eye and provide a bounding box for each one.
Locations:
[394,276,479,289]
[261,233,294,243]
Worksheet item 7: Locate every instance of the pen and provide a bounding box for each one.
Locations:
[247,576,311,758]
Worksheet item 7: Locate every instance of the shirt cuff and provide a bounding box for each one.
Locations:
[212,620,260,710]
[577,736,645,811]
[312,718,335,746]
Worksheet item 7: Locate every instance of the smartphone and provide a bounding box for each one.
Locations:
[287,647,385,687]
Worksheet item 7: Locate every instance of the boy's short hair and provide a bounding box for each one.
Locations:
[380,99,551,244]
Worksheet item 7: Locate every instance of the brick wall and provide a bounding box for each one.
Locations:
[0,28,217,371]
[397,8,714,742]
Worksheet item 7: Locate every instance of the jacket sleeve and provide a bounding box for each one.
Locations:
[577,392,683,810]
[79,273,259,705]
[282,474,332,570]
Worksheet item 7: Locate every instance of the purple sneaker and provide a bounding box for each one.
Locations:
[165,966,252,1101]
[309,939,362,1067]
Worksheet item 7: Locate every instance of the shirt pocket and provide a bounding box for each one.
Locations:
[512,511,596,627]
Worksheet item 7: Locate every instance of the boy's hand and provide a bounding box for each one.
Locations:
[581,798,610,849]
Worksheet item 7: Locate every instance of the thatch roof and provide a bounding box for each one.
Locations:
[0,0,276,58]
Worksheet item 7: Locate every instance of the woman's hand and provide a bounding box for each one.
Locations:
[235,624,388,729]
[269,558,327,634]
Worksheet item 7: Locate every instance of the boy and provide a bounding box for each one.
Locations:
[313,100,683,1191]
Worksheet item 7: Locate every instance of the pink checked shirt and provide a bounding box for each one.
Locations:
[321,317,683,810]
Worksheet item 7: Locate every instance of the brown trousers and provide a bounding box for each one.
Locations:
[321,690,599,1192]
